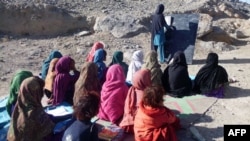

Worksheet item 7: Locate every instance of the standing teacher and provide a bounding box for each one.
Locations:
[151,4,169,63]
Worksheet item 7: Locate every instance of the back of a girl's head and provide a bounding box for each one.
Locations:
[73,91,100,121]
[206,52,218,65]
[142,86,164,108]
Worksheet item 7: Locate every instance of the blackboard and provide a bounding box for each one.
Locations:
[165,14,199,64]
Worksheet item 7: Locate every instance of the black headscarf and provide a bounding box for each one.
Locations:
[151,4,167,50]
[162,51,192,97]
[193,53,228,94]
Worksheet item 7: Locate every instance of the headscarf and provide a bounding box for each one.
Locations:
[194,53,228,94]
[94,49,107,82]
[109,51,128,77]
[142,51,163,86]
[119,69,151,132]
[44,58,59,93]
[98,64,128,124]
[7,77,54,141]
[126,50,144,83]
[151,4,167,50]
[52,56,75,105]
[86,42,104,62]
[73,62,101,105]
[41,50,62,80]
[134,102,180,141]
[6,70,33,116]
[162,51,192,97]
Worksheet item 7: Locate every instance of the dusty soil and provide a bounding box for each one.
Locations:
[1,0,250,141]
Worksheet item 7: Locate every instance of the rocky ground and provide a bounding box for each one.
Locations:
[1,0,250,140]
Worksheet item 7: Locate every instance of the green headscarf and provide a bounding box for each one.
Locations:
[109,51,128,77]
[6,70,33,116]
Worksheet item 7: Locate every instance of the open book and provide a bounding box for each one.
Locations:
[45,102,73,117]
[98,125,124,141]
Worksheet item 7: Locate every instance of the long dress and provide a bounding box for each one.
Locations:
[6,70,33,116]
[7,77,54,141]
[52,56,79,105]
[119,69,151,133]
[162,51,192,97]
[98,64,128,125]
[193,53,228,98]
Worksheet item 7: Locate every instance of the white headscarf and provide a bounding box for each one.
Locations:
[126,50,144,84]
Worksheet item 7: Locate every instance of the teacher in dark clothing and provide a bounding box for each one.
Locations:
[151,4,169,63]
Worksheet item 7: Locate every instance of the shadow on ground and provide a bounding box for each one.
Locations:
[176,112,220,141]
[192,58,250,65]
[224,85,250,98]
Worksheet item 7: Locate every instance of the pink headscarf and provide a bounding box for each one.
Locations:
[98,64,128,124]
[86,42,104,62]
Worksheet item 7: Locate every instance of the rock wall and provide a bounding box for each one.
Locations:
[0,3,94,36]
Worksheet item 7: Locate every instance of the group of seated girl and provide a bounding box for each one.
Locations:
[162,51,229,98]
[5,41,229,141]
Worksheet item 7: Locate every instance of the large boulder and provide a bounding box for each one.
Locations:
[94,14,145,38]
[197,14,213,38]
[199,26,235,44]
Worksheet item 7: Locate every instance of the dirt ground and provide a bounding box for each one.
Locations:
[1,29,250,141]
[1,0,250,141]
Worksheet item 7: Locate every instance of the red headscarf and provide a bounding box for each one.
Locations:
[86,42,104,62]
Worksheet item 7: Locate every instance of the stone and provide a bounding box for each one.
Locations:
[94,14,145,38]
[235,30,248,38]
[77,31,91,37]
[197,14,213,38]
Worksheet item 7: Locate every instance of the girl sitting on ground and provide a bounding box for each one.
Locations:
[109,51,129,77]
[52,56,80,105]
[162,51,192,98]
[193,52,229,98]
[86,41,104,62]
[126,50,144,86]
[98,64,128,125]
[7,76,55,141]
[142,50,163,87]
[73,62,101,105]
[120,69,152,133]
[134,86,181,141]
[94,48,107,86]
[63,91,100,141]
[6,70,33,116]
